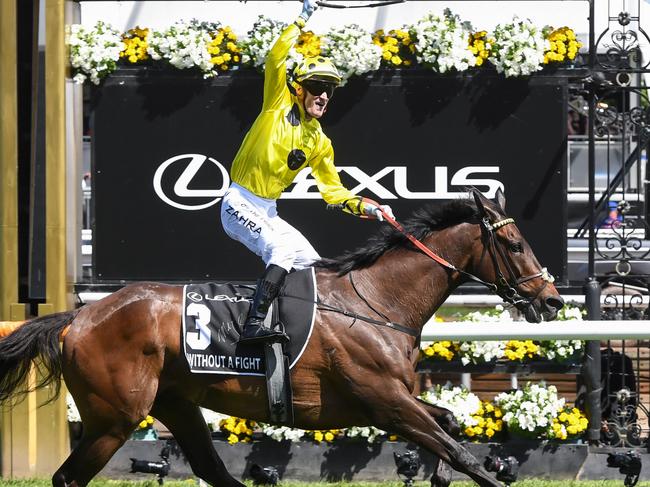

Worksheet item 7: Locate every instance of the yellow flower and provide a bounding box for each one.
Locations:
[425,348,434,357]
[139,420,148,429]
[314,431,323,442]
[227,433,239,444]
[324,432,334,442]
[486,428,495,438]
[389,435,398,441]
[464,427,475,437]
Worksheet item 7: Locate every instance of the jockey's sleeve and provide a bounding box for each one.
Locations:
[310,140,367,217]
[262,22,301,111]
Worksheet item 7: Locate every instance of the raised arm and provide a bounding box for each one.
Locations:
[262,0,318,110]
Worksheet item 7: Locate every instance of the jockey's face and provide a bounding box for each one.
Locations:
[299,80,336,120]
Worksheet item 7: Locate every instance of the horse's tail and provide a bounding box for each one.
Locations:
[0,309,80,405]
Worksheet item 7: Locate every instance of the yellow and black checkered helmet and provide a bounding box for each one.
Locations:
[293,56,342,85]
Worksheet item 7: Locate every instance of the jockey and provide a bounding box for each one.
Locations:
[221,0,394,344]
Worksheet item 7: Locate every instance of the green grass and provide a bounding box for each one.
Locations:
[0,481,649,487]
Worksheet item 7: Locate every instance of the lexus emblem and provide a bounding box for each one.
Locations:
[153,153,230,210]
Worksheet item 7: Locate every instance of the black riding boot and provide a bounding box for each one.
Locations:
[239,264,290,344]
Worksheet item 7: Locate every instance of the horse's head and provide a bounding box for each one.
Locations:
[469,189,564,323]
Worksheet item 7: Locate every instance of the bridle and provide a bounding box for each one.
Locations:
[477,214,555,309]
[374,199,555,310]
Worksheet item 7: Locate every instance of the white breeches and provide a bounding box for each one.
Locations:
[220,183,320,272]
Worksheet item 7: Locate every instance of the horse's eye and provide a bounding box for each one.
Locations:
[509,242,523,253]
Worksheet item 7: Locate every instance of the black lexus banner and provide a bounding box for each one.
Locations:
[91,69,567,283]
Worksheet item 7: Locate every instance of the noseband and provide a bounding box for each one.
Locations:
[479,215,554,308]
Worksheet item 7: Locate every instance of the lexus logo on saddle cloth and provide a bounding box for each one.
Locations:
[153,153,505,211]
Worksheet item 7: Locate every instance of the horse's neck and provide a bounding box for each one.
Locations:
[357,224,476,330]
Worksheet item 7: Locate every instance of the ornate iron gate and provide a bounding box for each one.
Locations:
[581,0,650,447]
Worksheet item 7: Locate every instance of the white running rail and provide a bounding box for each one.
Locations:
[421,320,650,341]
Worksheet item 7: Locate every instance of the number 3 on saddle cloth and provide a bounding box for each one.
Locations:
[182,268,316,377]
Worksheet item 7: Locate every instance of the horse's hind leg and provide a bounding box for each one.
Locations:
[375,392,501,487]
[52,431,129,487]
[151,394,245,487]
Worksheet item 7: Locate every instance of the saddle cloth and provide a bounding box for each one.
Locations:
[182,268,316,376]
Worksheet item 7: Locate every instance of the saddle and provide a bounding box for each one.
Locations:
[182,268,316,424]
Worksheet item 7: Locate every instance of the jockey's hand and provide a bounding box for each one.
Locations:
[364,202,395,222]
[300,0,318,20]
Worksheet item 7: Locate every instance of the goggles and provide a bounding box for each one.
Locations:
[301,80,337,98]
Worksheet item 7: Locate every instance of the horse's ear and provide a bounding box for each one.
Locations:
[495,187,506,211]
[471,189,487,216]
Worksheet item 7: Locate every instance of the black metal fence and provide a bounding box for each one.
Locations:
[580,0,650,447]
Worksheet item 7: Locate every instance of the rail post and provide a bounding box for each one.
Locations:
[582,278,602,443]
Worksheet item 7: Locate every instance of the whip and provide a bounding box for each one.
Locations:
[314,0,405,8]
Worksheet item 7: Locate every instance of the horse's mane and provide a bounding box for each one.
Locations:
[314,198,478,276]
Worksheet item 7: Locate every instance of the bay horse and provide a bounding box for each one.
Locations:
[0,189,563,487]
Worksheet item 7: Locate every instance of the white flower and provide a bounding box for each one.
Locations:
[557,305,585,321]
[488,17,547,77]
[259,423,305,442]
[457,340,506,365]
[495,382,565,437]
[240,16,290,70]
[420,382,482,430]
[200,408,230,431]
[321,24,382,84]
[410,9,476,73]
[148,20,220,78]
[345,426,386,443]
[66,393,81,423]
[67,21,122,85]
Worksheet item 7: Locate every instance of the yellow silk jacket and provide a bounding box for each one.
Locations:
[229,22,364,216]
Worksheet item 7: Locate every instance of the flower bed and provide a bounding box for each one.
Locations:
[420,305,585,365]
[69,381,587,445]
[67,11,582,85]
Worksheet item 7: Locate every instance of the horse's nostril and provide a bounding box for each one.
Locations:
[546,296,564,312]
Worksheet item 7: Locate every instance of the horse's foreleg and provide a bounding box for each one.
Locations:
[375,393,501,487]
[417,399,456,487]
[417,398,460,438]
[151,394,245,487]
